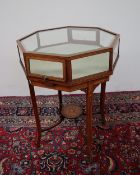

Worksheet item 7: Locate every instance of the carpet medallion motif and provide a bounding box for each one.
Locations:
[0,91,140,174]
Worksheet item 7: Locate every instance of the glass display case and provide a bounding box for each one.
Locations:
[17,26,119,84]
[17,26,120,161]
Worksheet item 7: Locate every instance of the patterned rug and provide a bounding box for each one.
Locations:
[0,91,140,174]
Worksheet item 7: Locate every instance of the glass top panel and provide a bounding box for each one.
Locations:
[20,27,116,56]
[36,43,100,55]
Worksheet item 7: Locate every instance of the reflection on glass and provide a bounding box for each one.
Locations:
[21,34,38,51]
[72,29,97,41]
[113,41,119,64]
[72,52,109,79]
[100,31,115,47]
[30,59,63,78]
[18,46,25,66]
[39,29,68,46]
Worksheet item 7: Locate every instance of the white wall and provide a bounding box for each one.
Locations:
[0,0,140,96]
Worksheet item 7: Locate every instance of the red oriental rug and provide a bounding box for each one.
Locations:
[0,91,140,175]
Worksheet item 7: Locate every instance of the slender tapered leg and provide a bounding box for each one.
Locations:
[100,82,106,125]
[86,84,94,161]
[28,82,41,147]
[58,90,62,111]
[58,90,65,122]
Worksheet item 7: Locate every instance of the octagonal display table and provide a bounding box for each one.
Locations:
[17,26,120,160]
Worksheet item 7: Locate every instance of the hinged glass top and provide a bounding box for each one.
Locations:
[20,27,116,56]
